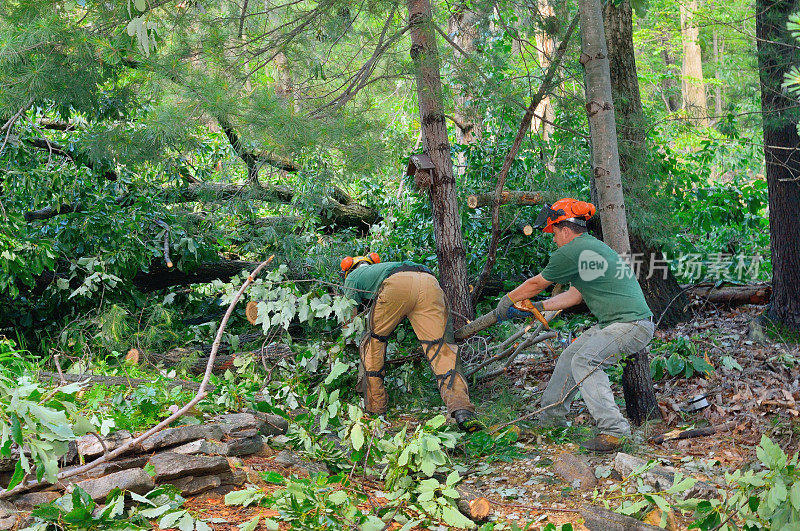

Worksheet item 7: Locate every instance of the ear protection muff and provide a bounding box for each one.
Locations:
[367,252,380,264]
[571,201,596,218]
[341,256,354,273]
[341,253,381,278]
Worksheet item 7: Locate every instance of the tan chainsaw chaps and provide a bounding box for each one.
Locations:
[357,271,474,416]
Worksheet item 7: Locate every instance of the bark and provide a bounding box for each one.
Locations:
[713,30,724,119]
[466,190,544,209]
[602,2,690,327]
[579,0,631,255]
[145,343,293,375]
[756,0,800,330]
[580,506,662,531]
[408,0,473,325]
[680,0,708,124]
[659,32,682,113]
[622,349,662,426]
[38,371,211,392]
[688,283,772,306]
[274,51,297,111]
[447,4,482,144]
[132,260,264,292]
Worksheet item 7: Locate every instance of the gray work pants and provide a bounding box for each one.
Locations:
[539,319,655,437]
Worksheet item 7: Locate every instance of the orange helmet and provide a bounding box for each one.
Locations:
[340,252,381,278]
[533,198,596,233]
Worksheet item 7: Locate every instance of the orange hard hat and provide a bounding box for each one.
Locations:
[533,198,596,233]
[341,252,380,278]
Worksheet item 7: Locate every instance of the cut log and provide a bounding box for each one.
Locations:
[622,349,662,426]
[454,310,498,341]
[687,283,772,306]
[580,506,662,531]
[467,190,545,209]
[37,371,211,392]
[455,484,491,521]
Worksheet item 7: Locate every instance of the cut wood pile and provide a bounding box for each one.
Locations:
[0,412,288,519]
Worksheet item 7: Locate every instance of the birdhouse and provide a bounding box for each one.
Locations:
[406,153,436,190]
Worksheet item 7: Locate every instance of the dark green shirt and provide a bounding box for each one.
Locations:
[343,261,419,306]
[540,234,652,327]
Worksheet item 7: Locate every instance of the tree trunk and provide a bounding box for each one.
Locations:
[680,0,708,124]
[466,190,544,209]
[622,349,661,425]
[659,32,682,113]
[408,0,474,325]
[447,4,481,145]
[132,260,264,292]
[602,2,690,327]
[713,30,724,120]
[578,0,631,255]
[534,0,557,143]
[756,0,800,330]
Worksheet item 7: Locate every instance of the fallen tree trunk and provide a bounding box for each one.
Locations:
[38,371,212,392]
[144,343,294,375]
[132,260,265,292]
[687,283,772,306]
[466,190,544,209]
[580,506,661,531]
[455,484,491,521]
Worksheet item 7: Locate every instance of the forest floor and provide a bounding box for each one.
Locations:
[169,305,799,530]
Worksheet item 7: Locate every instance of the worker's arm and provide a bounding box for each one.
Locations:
[542,286,582,311]
[507,274,552,302]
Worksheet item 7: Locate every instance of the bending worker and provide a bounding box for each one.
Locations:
[341,254,482,433]
[495,198,654,452]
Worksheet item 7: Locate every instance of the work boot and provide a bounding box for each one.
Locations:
[452,410,484,433]
[580,434,623,453]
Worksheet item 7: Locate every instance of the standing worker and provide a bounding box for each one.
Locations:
[341,254,482,433]
[495,198,654,452]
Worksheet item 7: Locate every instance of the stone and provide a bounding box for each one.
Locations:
[274,450,300,467]
[0,501,18,530]
[58,456,149,485]
[213,413,264,436]
[220,468,247,487]
[198,435,263,457]
[613,452,716,499]
[147,453,230,482]
[13,490,61,509]
[138,424,223,452]
[76,431,133,459]
[170,440,205,455]
[552,452,598,490]
[169,475,221,496]
[74,468,155,501]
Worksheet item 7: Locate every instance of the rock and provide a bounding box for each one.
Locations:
[170,440,205,455]
[552,452,598,490]
[76,431,133,459]
[58,456,149,485]
[169,475,222,496]
[0,501,17,531]
[138,424,223,452]
[147,453,230,482]
[214,412,288,437]
[199,435,263,457]
[644,508,678,530]
[274,450,300,467]
[613,453,716,499]
[74,468,155,501]
[220,468,247,487]
[13,490,61,509]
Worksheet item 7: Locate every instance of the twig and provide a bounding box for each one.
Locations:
[487,498,580,513]
[53,354,66,385]
[0,256,275,500]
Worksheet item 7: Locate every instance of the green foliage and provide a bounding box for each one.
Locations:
[462,428,522,464]
[650,337,715,380]
[23,485,210,531]
[0,338,93,488]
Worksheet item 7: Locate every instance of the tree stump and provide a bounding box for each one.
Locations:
[622,348,662,426]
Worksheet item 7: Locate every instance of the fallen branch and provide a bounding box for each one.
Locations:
[37,371,212,392]
[466,191,544,209]
[580,506,662,531]
[650,420,737,444]
[687,283,772,306]
[0,256,274,500]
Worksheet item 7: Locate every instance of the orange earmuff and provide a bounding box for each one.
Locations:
[367,252,380,264]
[340,256,354,272]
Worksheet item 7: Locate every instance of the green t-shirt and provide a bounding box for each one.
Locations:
[540,234,652,327]
[343,261,420,306]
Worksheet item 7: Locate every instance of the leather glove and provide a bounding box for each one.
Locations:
[498,298,545,322]
[495,294,515,322]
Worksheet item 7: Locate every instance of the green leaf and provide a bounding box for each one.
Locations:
[263,518,279,531]
[10,415,22,445]
[360,515,386,531]
[238,516,259,531]
[159,511,183,529]
[139,504,173,518]
[425,415,447,430]
[177,512,194,531]
[665,353,685,376]
[446,470,460,486]
[134,0,146,11]
[7,461,24,490]
[790,483,800,510]
[261,471,285,485]
[350,424,364,451]
[441,504,475,529]
[328,490,349,505]
[324,360,349,385]
[196,520,212,531]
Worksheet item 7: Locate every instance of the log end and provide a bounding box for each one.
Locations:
[245,301,259,325]
[522,224,533,236]
[467,195,479,209]
[466,497,491,520]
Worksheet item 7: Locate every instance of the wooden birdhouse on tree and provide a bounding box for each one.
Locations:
[406,153,436,191]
